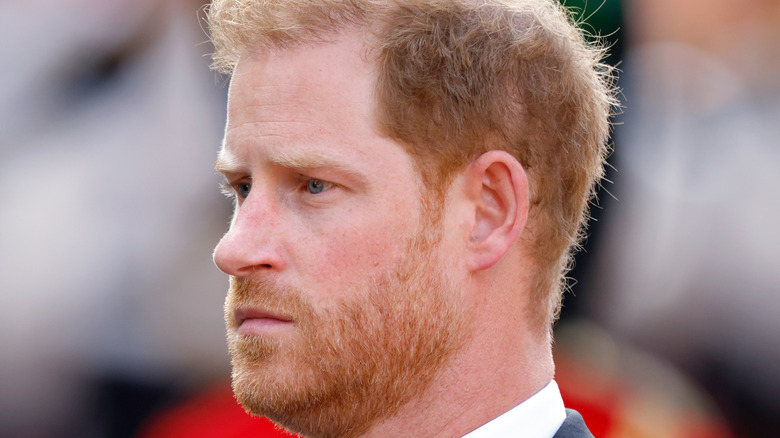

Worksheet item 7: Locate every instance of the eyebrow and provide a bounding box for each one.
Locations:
[269,150,348,171]
[215,146,242,174]
[215,146,369,185]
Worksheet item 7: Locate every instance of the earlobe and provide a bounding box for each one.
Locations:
[465,151,529,271]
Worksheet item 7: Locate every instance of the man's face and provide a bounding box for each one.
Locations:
[213,33,469,437]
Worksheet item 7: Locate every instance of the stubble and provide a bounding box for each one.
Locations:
[224,226,468,438]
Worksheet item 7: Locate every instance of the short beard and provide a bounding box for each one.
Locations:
[224,225,468,438]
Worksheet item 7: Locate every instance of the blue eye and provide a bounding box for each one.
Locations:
[238,183,251,198]
[307,179,326,194]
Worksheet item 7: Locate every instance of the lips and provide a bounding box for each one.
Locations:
[234,307,294,335]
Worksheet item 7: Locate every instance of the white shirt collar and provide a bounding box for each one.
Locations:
[461,380,566,438]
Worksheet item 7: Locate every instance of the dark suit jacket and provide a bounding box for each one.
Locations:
[552,409,594,438]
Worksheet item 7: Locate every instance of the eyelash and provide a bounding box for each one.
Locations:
[219,176,333,201]
[296,175,332,194]
[219,180,236,200]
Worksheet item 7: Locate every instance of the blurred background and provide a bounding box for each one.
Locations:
[1,0,777,437]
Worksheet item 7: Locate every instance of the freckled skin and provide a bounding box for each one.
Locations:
[213,33,473,438]
[213,29,553,438]
[214,34,428,310]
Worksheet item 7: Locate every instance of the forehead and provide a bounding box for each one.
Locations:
[223,32,391,165]
[229,35,374,118]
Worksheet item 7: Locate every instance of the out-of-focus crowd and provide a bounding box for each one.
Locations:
[1,1,777,437]
[1,0,230,435]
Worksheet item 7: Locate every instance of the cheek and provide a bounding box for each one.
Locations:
[302,209,419,292]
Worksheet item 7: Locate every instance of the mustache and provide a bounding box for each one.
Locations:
[225,276,315,329]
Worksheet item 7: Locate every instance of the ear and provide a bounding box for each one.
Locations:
[464,150,529,271]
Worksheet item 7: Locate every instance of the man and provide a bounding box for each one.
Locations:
[208,0,614,437]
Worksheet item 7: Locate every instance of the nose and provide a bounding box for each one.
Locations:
[213,197,286,277]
